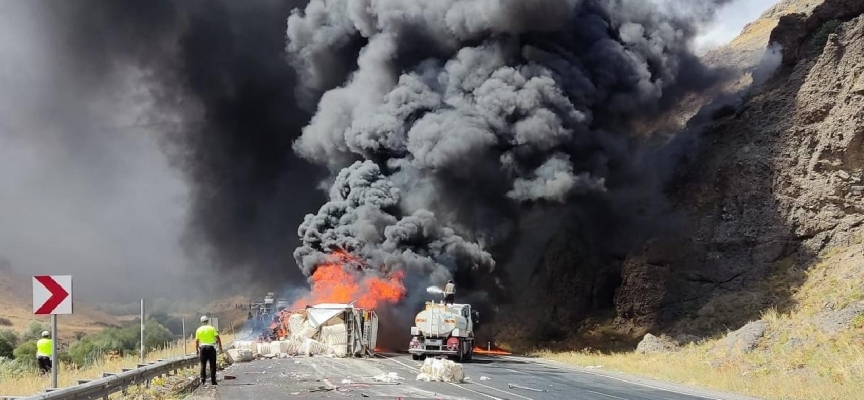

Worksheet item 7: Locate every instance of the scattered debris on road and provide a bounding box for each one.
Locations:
[508,383,548,392]
[480,376,490,381]
[372,372,404,383]
[416,358,465,383]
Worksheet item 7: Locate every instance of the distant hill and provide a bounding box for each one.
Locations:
[0,270,120,339]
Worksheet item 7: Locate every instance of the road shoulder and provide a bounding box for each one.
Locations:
[510,355,762,400]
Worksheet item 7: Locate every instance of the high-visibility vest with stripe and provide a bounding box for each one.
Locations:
[36,338,52,357]
[196,325,219,346]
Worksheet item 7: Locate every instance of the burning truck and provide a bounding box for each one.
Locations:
[236,302,379,359]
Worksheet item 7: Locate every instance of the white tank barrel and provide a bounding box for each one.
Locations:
[414,303,469,336]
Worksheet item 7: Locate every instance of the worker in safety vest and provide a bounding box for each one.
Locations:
[195,316,223,385]
[444,280,455,304]
[36,331,52,374]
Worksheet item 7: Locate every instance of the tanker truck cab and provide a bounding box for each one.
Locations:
[408,302,479,362]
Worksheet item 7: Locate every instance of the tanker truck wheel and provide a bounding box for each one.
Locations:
[464,345,473,361]
[412,354,421,361]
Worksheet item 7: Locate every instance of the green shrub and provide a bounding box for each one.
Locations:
[0,329,19,349]
[68,337,98,367]
[149,313,184,336]
[807,19,842,58]
[0,338,13,359]
[142,320,173,351]
[13,340,37,369]
[65,319,174,368]
[21,321,49,342]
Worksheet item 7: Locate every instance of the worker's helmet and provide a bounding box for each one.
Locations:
[200,316,209,323]
[41,331,49,337]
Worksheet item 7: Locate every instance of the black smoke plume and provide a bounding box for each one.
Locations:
[15,0,326,289]
[286,0,735,313]
[13,1,741,318]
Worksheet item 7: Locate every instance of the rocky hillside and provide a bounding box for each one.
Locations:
[644,0,823,136]
[616,0,864,337]
[492,0,864,351]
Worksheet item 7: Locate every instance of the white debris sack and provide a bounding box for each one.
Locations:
[256,342,278,356]
[288,314,306,333]
[300,338,333,356]
[233,341,256,352]
[319,323,348,357]
[372,372,404,383]
[417,358,465,383]
[225,348,254,364]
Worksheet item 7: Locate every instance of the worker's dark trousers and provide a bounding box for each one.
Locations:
[199,346,217,384]
[444,294,454,304]
[37,356,51,374]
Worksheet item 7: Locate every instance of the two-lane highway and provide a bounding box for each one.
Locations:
[187,353,761,400]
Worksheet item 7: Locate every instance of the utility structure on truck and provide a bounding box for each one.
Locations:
[408,301,479,361]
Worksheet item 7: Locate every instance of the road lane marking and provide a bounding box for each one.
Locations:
[376,354,536,400]
[505,368,529,375]
[585,389,629,400]
[497,355,724,400]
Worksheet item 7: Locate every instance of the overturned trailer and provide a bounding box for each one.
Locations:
[242,303,379,358]
[303,303,379,357]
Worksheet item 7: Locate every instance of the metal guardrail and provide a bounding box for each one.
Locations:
[2,355,198,400]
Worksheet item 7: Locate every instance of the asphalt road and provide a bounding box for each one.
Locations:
[185,352,761,400]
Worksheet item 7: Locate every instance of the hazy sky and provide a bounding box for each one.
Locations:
[695,0,781,53]
[0,1,193,301]
[0,0,780,303]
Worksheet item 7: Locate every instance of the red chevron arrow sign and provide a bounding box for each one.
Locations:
[33,275,72,315]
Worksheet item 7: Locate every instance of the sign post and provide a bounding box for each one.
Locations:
[182,318,186,355]
[33,275,72,389]
[140,299,145,364]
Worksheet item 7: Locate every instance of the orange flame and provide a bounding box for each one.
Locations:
[472,346,513,355]
[292,251,406,310]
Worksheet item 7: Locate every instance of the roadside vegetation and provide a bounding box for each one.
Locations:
[535,238,864,400]
[0,317,225,397]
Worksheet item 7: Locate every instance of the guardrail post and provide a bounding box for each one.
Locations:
[4,355,201,400]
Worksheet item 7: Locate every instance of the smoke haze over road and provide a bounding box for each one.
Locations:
[0,0,767,308]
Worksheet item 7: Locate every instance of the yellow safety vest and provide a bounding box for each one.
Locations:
[36,338,52,357]
[196,325,219,346]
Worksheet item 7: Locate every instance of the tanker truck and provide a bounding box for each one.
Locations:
[408,301,479,361]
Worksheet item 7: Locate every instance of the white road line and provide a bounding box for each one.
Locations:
[497,355,723,400]
[505,368,530,375]
[377,354,534,400]
[585,389,629,400]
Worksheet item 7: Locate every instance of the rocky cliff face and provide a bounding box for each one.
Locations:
[615,0,864,336]
[491,0,864,350]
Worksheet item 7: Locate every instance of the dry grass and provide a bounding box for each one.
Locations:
[0,334,235,397]
[536,240,864,400]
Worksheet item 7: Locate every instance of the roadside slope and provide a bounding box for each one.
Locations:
[0,270,119,338]
[540,238,864,400]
